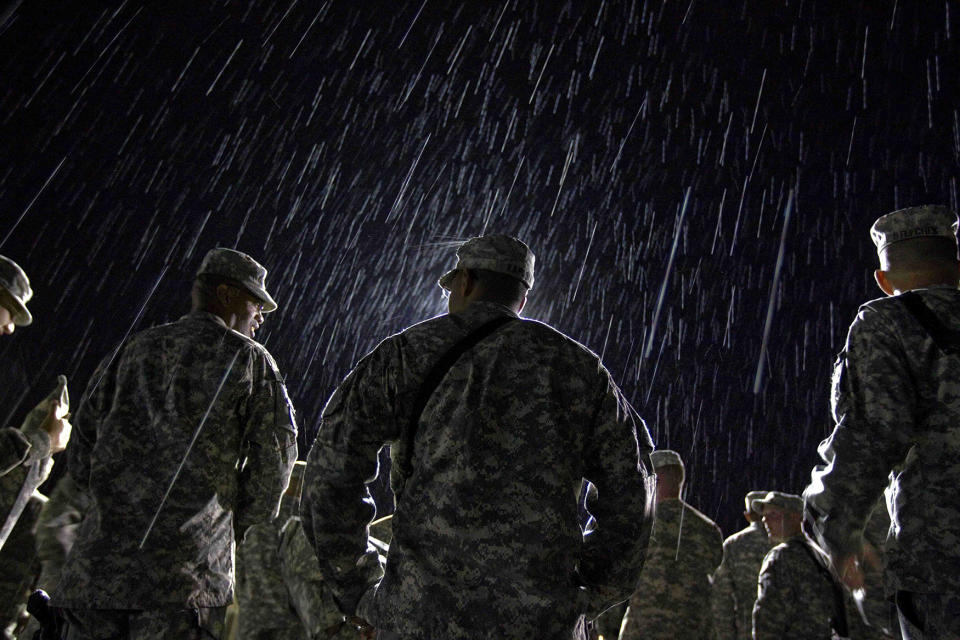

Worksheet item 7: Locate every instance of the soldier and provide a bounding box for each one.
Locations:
[0,491,45,639]
[53,248,298,639]
[619,449,724,640]
[301,235,654,639]
[752,492,846,639]
[803,205,960,639]
[711,490,773,640]
[0,256,71,553]
[236,461,344,639]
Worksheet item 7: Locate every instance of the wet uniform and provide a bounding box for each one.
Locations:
[301,301,653,640]
[711,521,772,640]
[619,498,723,640]
[54,311,297,636]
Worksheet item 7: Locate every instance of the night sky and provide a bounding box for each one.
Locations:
[1,0,957,536]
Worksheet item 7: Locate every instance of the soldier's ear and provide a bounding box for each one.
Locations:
[216,283,234,306]
[874,269,896,296]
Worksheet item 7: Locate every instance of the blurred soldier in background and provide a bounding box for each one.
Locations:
[752,492,885,640]
[0,256,71,552]
[711,490,773,640]
[619,449,723,640]
[236,461,344,639]
[804,205,960,639]
[301,235,654,639]
[53,248,298,640]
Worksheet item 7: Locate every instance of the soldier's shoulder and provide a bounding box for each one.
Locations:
[681,501,722,532]
[724,523,766,547]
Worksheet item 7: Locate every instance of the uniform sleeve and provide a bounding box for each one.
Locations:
[0,426,48,477]
[579,369,655,613]
[279,517,345,637]
[235,521,290,639]
[300,339,402,616]
[235,350,299,539]
[711,548,738,640]
[804,306,916,561]
[752,547,792,640]
[68,352,118,493]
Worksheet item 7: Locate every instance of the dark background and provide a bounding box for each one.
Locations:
[0,0,957,536]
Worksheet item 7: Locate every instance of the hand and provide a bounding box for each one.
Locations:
[835,542,881,591]
[40,401,72,453]
[346,616,376,640]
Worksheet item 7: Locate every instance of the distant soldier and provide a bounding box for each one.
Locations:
[0,256,71,554]
[711,490,773,640]
[236,461,344,639]
[804,205,960,638]
[752,492,884,640]
[620,449,724,640]
[301,235,654,639]
[54,248,298,640]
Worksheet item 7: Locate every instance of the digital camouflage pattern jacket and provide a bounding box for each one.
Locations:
[302,301,654,640]
[711,522,772,640]
[619,498,723,640]
[54,311,297,609]
[805,286,960,594]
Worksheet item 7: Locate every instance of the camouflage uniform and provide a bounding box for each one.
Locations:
[711,521,772,640]
[302,292,654,639]
[803,206,960,636]
[619,497,724,640]
[0,492,45,639]
[53,309,297,631]
[236,476,343,638]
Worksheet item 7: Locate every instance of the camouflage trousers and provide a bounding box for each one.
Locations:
[896,592,960,640]
[61,606,226,640]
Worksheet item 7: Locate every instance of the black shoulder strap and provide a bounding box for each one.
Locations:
[899,291,960,356]
[397,315,518,484]
[792,539,849,638]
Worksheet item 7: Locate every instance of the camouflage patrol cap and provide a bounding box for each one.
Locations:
[196,248,278,313]
[650,449,684,470]
[745,490,769,515]
[438,235,535,291]
[870,205,958,254]
[0,255,33,326]
[752,491,803,514]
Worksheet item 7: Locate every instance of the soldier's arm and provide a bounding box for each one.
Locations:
[301,339,401,617]
[579,369,654,613]
[67,353,118,493]
[279,516,346,637]
[710,545,738,640]
[752,547,792,640]
[235,521,290,638]
[235,349,298,540]
[804,307,915,562]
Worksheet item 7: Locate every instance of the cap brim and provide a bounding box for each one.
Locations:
[246,285,278,313]
[9,296,31,326]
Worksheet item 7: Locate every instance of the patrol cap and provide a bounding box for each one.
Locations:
[438,235,535,291]
[751,491,803,514]
[0,255,33,326]
[870,205,958,255]
[196,248,278,313]
[745,490,769,515]
[650,449,684,470]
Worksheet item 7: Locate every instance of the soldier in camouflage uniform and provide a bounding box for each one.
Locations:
[803,205,960,639]
[711,490,773,640]
[0,491,45,639]
[619,449,724,640]
[54,248,298,640]
[752,493,887,640]
[0,256,71,552]
[236,461,345,639]
[301,235,654,640]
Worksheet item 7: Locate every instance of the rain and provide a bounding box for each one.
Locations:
[0,0,957,536]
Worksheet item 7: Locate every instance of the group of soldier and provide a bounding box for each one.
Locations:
[0,203,957,640]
